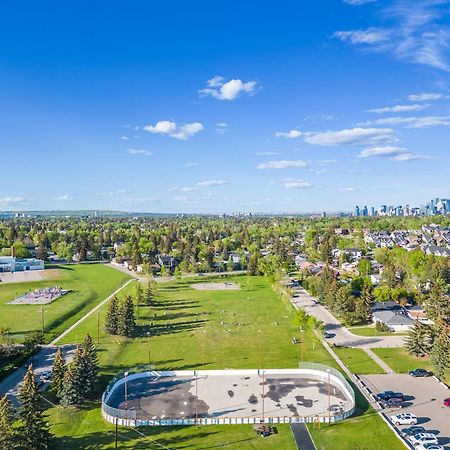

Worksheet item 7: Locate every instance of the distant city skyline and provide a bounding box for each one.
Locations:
[1,1,450,213]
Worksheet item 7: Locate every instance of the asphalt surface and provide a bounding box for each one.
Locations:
[0,345,76,406]
[291,288,405,349]
[360,373,450,448]
[290,423,317,450]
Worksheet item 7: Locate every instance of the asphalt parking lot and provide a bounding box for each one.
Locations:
[360,373,450,447]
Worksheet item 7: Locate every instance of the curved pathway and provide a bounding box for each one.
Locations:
[291,288,405,349]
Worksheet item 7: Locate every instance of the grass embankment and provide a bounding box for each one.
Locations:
[0,264,130,343]
[348,326,402,337]
[333,348,385,375]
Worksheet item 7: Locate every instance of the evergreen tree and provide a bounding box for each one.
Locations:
[425,278,450,326]
[405,321,433,357]
[431,330,450,379]
[0,394,16,450]
[17,364,51,450]
[105,296,119,335]
[51,347,66,399]
[82,334,99,397]
[135,283,144,306]
[144,281,153,306]
[60,349,85,406]
[118,296,136,337]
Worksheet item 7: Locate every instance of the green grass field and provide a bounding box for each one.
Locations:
[371,347,449,384]
[333,348,385,375]
[348,326,401,337]
[0,264,130,343]
[43,274,403,450]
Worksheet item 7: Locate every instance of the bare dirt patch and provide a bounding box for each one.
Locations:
[0,269,60,284]
[191,282,240,291]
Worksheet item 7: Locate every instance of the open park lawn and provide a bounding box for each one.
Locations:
[46,275,403,450]
[333,348,385,375]
[0,264,129,343]
[372,347,449,384]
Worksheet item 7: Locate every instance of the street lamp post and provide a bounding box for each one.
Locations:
[41,306,45,335]
[327,369,331,424]
[300,326,304,364]
[262,370,265,424]
[257,329,263,369]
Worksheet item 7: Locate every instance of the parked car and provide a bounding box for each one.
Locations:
[409,433,438,446]
[324,332,335,339]
[381,398,403,409]
[415,445,443,450]
[402,426,426,437]
[390,413,417,425]
[443,398,450,407]
[327,404,344,415]
[377,391,405,401]
[409,369,432,377]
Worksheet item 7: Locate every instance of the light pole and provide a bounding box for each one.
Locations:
[257,329,263,369]
[300,326,304,365]
[124,371,129,411]
[195,370,199,428]
[147,331,151,365]
[327,369,331,424]
[201,329,206,371]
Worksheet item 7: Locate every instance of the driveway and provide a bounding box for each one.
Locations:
[291,288,405,349]
[0,345,76,406]
[360,373,450,447]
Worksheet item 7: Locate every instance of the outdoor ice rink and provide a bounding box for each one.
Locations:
[104,369,355,424]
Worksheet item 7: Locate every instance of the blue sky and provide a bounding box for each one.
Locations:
[1,0,450,213]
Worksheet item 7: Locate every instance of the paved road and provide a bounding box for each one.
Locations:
[290,423,317,450]
[291,288,405,349]
[0,345,76,406]
[361,373,450,448]
[49,278,135,345]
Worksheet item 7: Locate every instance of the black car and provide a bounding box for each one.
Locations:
[376,391,405,401]
[409,368,432,377]
[381,398,403,408]
[402,426,426,437]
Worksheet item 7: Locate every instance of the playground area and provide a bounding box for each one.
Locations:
[102,367,355,426]
[8,287,70,305]
[191,282,240,291]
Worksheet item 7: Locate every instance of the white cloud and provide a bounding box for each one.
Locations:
[55,194,74,201]
[169,186,199,192]
[317,159,337,164]
[128,149,152,156]
[124,197,158,206]
[283,179,313,189]
[333,28,390,44]
[339,187,356,192]
[185,162,198,167]
[197,180,228,188]
[96,190,128,197]
[120,136,129,140]
[335,3,450,71]
[257,160,308,170]
[0,196,27,206]
[358,146,406,158]
[173,196,200,205]
[343,0,376,4]
[391,152,433,162]
[362,115,450,128]
[144,120,203,140]
[305,127,395,146]
[275,130,303,139]
[215,122,228,134]
[366,103,430,113]
[199,76,259,101]
[408,92,443,101]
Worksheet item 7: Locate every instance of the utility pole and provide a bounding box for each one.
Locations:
[327,369,331,424]
[147,331,151,365]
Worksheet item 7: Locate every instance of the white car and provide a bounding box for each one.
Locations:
[409,433,438,446]
[415,444,443,450]
[390,413,417,425]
